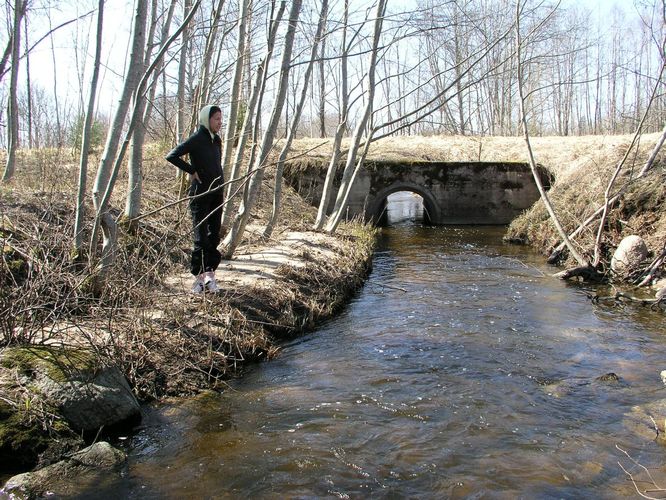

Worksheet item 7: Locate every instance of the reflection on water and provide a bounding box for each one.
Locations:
[91,224,666,499]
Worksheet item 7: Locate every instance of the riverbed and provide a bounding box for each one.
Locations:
[88,196,666,499]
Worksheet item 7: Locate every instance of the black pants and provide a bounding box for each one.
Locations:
[189,189,223,276]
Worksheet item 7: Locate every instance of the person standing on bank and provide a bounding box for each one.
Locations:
[166,105,224,294]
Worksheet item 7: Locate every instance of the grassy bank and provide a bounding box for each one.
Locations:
[291,132,665,276]
[0,143,375,473]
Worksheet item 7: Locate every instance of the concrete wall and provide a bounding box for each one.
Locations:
[284,160,551,225]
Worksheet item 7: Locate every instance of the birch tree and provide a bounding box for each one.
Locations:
[73,0,104,257]
[324,0,387,233]
[221,0,302,258]
[263,0,328,239]
[221,1,285,228]
[313,0,349,230]
[90,0,148,271]
[2,0,26,182]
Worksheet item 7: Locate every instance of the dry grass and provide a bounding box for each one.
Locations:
[290,132,665,276]
[0,144,375,401]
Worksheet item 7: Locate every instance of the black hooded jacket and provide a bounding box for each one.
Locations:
[166,109,223,196]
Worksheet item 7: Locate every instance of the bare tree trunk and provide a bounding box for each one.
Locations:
[2,0,24,182]
[515,0,589,270]
[313,0,349,230]
[123,0,159,229]
[24,15,32,148]
[73,0,104,258]
[263,0,328,239]
[324,0,387,234]
[221,0,302,259]
[318,28,327,138]
[221,0,250,217]
[176,0,192,143]
[90,0,149,270]
[221,1,284,228]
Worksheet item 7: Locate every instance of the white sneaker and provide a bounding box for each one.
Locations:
[204,271,219,293]
[191,274,205,294]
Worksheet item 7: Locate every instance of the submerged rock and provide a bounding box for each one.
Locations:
[611,235,649,277]
[1,441,126,499]
[541,373,624,398]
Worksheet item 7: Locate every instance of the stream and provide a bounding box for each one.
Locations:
[89,193,666,498]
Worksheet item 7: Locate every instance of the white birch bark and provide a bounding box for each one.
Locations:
[221,0,302,258]
[73,0,104,256]
[313,0,349,230]
[324,0,387,233]
[263,0,328,239]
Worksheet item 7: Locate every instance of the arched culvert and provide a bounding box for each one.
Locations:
[367,184,442,226]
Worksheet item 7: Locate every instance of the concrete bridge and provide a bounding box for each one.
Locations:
[284,160,552,225]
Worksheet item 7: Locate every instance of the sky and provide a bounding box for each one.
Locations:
[4,0,645,119]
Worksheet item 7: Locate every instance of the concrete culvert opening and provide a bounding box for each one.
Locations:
[378,191,432,226]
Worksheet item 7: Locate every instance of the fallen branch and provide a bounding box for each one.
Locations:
[590,290,665,310]
[616,444,666,499]
[553,265,602,281]
[637,243,666,287]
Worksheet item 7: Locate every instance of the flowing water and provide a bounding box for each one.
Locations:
[91,194,666,499]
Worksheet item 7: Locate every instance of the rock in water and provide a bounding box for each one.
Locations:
[1,441,126,498]
[610,235,648,277]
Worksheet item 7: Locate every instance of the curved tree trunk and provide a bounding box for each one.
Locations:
[313,0,349,230]
[221,0,302,259]
[90,0,148,271]
[263,0,328,239]
[73,0,104,257]
[221,1,285,228]
[324,0,386,233]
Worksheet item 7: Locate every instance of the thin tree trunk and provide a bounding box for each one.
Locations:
[222,1,284,229]
[264,0,328,239]
[90,0,149,270]
[73,0,104,258]
[324,0,387,233]
[2,0,24,182]
[220,0,250,220]
[176,0,192,143]
[313,0,349,230]
[318,31,327,138]
[515,0,589,269]
[124,0,161,228]
[221,0,302,259]
[24,15,32,148]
